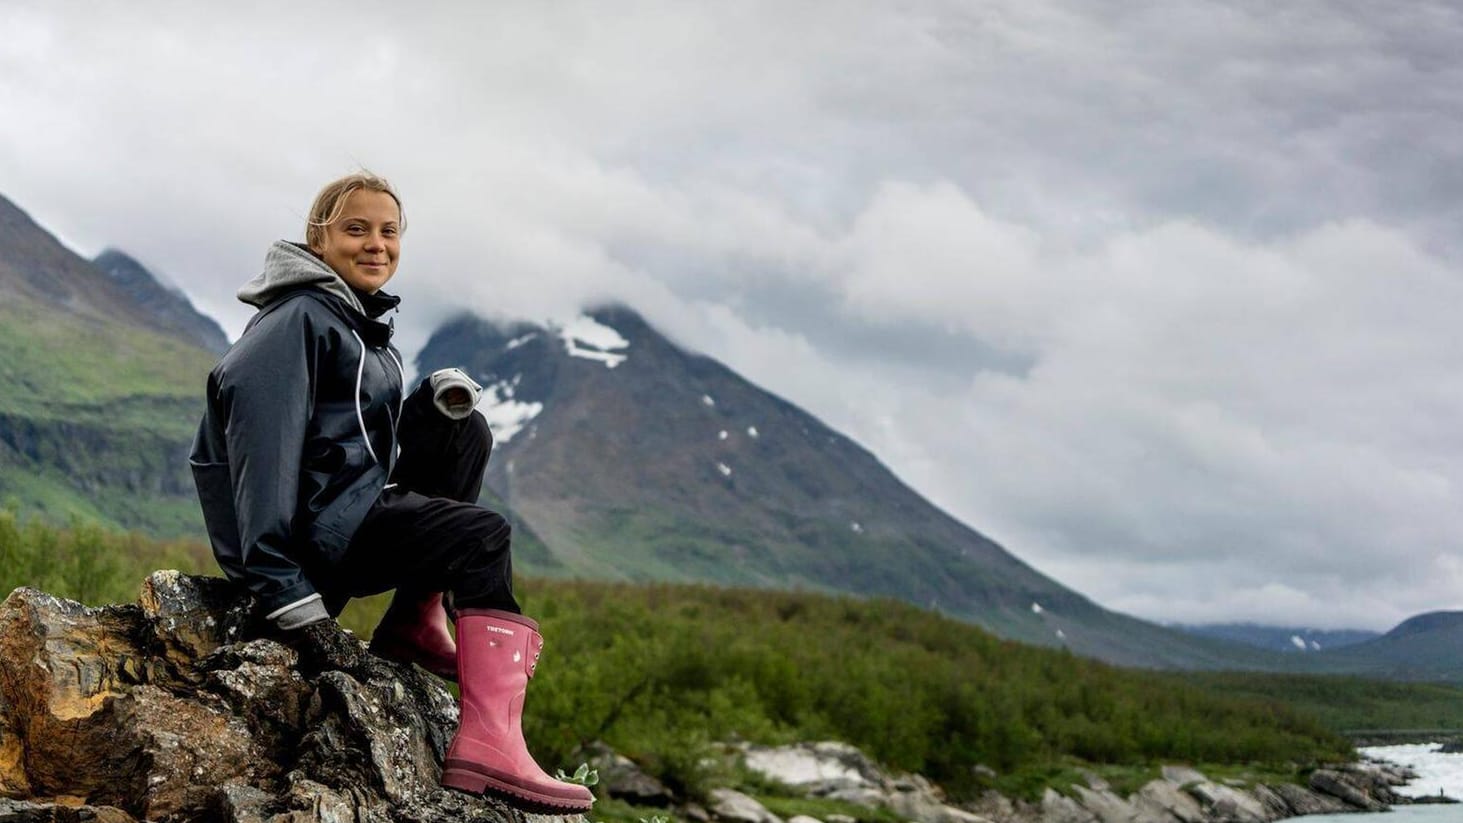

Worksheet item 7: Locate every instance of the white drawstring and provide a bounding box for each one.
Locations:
[350,330,380,465]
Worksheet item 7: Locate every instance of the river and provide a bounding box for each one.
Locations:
[1298,743,1462,822]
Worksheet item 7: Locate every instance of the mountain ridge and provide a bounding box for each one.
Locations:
[416,304,1300,670]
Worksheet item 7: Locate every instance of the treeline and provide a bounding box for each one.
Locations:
[493,580,1353,799]
[0,508,212,606]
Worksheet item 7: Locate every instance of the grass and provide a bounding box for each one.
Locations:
[0,297,213,417]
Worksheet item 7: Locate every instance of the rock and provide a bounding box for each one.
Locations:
[1268,782,1347,816]
[581,740,674,805]
[885,790,992,823]
[1068,785,1134,823]
[0,797,139,822]
[822,815,856,823]
[739,741,991,823]
[1247,784,1292,819]
[1309,769,1387,812]
[787,815,823,823]
[1183,781,1271,823]
[740,742,885,795]
[708,788,782,823]
[1132,779,1206,823]
[0,573,582,823]
[1160,766,1208,786]
[1038,788,1098,823]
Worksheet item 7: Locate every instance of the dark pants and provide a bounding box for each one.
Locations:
[326,379,519,614]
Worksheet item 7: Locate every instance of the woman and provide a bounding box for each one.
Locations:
[188,172,592,813]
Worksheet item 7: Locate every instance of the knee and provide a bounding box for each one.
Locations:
[469,508,510,549]
[467,410,494,454]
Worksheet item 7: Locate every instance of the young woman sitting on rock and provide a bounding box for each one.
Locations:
[188,172,592,814]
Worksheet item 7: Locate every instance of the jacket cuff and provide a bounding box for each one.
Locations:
[266,594,329,630]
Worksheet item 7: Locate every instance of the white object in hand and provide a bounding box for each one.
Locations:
[429,368,483,420]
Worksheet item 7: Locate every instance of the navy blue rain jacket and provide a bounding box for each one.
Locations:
[189,245,405,614]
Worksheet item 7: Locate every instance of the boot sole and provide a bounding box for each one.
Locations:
[441,762,593,814]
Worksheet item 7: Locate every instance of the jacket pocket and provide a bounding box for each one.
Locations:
[308,461,387,567]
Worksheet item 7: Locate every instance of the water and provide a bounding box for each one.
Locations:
[1298,744,1463,822]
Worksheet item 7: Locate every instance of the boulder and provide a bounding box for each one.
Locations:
[581,741,674,805]
[0,574,583,823]
[1038,788,1098,823]
[1268,782,1347,816]
[1185,781,1272,823]
[739,742,885,795]
[708,788,782,823]
[1309,769,1386,812]
[1132,779,1206,823]
[1068,785,1135,823]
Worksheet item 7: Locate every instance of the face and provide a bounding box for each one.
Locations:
[311,189,401,293]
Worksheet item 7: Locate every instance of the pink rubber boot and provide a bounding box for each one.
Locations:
[440,609,594,813]
[368,590,458,680]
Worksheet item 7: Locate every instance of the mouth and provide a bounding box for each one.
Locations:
[358,262,388,271]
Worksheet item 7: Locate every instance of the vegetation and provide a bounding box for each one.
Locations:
[0,508,212,606]
[1178,671,1463,736]
[10,515,1463,804]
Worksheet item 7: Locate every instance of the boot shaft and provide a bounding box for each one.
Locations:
[454,609,542,711]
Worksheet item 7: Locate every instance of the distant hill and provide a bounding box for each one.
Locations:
[1175,623,1379,654]
[416,305,1299,670]
[1305,611,1463,682]
[93,249,230,355]
[0,192,215,533]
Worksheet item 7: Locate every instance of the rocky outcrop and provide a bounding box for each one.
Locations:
[0,572,585,823]
[741,741,1431,823]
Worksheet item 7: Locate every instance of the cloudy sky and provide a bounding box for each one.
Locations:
[3,1,1461,630]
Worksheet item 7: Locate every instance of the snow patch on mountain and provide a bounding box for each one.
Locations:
[506,332,538,350]
[747,426,759,438]
[702,394,715,407]
[716,462,733,477]
[555,314,629,368]
[478,376,543,443]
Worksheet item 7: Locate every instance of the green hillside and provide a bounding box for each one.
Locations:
[0,292,213,534]
[0,191,217,536]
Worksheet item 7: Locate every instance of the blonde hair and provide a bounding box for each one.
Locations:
[305,172,406,250]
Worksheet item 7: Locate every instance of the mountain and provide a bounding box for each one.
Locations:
[0,193,214,534]
[416,305,1296,670]
[1304,611,1463,682]
[1175,623,1379,654]
[93,249,230,355]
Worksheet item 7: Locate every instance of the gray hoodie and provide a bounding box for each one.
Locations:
[236,241,369,316]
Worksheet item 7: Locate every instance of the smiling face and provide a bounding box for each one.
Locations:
[309,188,402,293]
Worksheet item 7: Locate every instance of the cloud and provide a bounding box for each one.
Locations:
[2,1,1462,629]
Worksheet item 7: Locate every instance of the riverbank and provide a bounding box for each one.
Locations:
[618,740,1426,823]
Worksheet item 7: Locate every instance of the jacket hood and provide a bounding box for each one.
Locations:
[238,241,380,316]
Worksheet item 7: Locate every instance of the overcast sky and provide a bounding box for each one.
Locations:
[3,1,1461,630]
